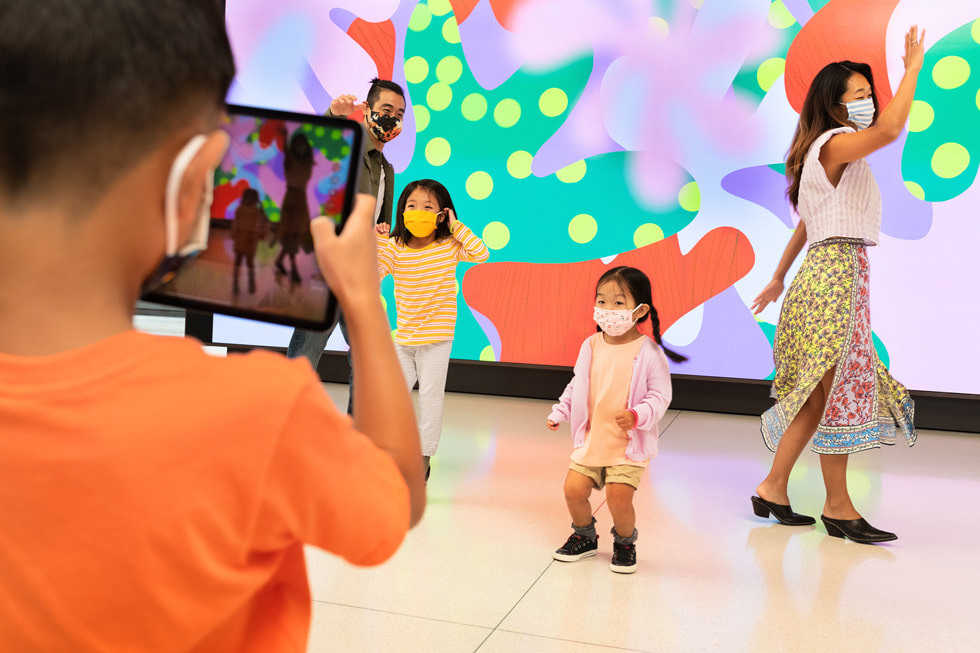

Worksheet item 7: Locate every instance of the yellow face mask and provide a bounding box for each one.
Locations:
[403,210,439,238]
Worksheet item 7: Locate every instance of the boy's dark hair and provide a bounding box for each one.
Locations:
[595,266,688,363]
[390,179,456,245]
[365,78,406,110]
[0,0,235,208]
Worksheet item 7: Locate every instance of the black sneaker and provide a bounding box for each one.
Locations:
[610,542,637,573]
[553,533,598,562]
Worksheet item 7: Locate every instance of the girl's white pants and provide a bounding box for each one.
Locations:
[394,339,453,457]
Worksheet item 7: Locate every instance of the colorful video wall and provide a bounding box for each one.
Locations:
[219,0,980,395]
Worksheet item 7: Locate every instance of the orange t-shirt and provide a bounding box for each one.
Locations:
[0,331,410,652]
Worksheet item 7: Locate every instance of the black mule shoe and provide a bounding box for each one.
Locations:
[821,515,897,544]
[751,496,816,526]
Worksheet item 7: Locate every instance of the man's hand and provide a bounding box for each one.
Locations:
[330,94,369,118]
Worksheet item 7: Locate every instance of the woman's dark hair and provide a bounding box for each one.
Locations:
[390,179,456,245]
[785,61,879,209]
[595,266,687,363]
[289,132,314,166]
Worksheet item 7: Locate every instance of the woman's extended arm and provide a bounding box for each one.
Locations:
[751,221,808,315]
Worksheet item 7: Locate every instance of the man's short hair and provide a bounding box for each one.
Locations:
[365,78,405,110]
[0,0,235,207]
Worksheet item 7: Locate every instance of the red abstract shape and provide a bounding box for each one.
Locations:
[321,189,345,219]
[347,19,396,81]
[785,0,899,113]
[211,179,249,218]
[462,228,755,366]
[451,0,532,30]
[257,119,287,151]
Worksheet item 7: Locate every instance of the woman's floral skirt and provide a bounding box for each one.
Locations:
[761,238,916,454]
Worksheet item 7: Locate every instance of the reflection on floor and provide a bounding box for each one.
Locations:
[128,320,979,652]
[310,383,979,653]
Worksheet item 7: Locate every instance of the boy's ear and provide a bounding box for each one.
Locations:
[175,129,230,227]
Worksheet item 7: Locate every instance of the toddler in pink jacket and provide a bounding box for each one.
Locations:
[547,266,687,573]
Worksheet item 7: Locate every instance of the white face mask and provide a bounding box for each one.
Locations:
[840,97,874,131]
[141,135,213,294]
[593,305,644,337]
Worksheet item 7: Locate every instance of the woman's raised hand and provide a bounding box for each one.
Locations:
[750,279,785,315]
[903,25,926,73]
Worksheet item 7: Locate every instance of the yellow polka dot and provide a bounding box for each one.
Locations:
[442,16,461,44]
[556,160,586,183]
[539,88,568,117]
[648,17,669,40]
[461,93,487,121]
[568,214,597,243]
[466,171,493,200]
[436,56,463,84]
[507,151,533,179]
[972,17,980,45]
[757,58,786,92]
[931,143,970,179]
[767,0,796,29]
[408,5,432,32]
[425,137,451,166]
[976,87,980,112]
[390,329,398,340]
[479,345,496,362]
[494,98,521,128]
[482,222,510,249]
[908,100,934,132]
[634,224,664,248]
[904,181,925,200]
[427,82,452,111]
[428,0,452,16]
[415,105,431,132]
[932,56,970,90]
[380,295,387,311]
[404,56,429,84]
[678,181,700,212]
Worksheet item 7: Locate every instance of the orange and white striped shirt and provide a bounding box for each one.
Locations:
[378,222,489,345]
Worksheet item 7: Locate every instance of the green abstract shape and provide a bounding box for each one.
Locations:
[903,19,980,202]
[400,0,699,360]
[731,2,800,107]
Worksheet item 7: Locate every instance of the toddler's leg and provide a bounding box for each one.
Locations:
[415,340,452,458]
[563,469,595,529]
[606,482,637,540]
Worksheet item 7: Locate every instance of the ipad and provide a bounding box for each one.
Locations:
[142,104,363,331]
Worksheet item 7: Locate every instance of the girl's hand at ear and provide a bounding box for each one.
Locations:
[375,222,390,236]
[441,208,456,228]
[546,419,559,431]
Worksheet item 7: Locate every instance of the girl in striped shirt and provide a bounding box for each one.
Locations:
[376,179,489,480]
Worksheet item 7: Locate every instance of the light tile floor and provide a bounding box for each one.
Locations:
[130,319,980,652]
[308,384,980,653]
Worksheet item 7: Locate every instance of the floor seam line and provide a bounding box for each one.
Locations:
[472,560,556,651]
[312,599,489,630]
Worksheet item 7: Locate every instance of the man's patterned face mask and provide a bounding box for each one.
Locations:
[368,111,402,143]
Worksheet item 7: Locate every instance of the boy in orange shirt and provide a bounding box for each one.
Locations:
[0,1,426,651]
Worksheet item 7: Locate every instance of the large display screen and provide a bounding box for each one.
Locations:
[221,0,980,395]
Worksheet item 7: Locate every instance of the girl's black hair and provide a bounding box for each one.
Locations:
[390,179,456,245]
[596,266,687,363]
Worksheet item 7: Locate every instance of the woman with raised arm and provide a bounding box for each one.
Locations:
[749,26,924,544]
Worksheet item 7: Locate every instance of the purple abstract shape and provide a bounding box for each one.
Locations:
[531,49,624,176]
[457,0,524,91]
[867,131,932,240]
[328,7,357,33]
[371,0,421,173]
[664,287,774,379]
[468,307,502,360]
[721,165,795,229]
[299,59,333,115]
[780,0,814,26]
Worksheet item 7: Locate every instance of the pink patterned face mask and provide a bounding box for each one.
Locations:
[593,305,643,336]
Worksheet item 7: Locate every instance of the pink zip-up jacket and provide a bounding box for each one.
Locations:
[548,333,673,462]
